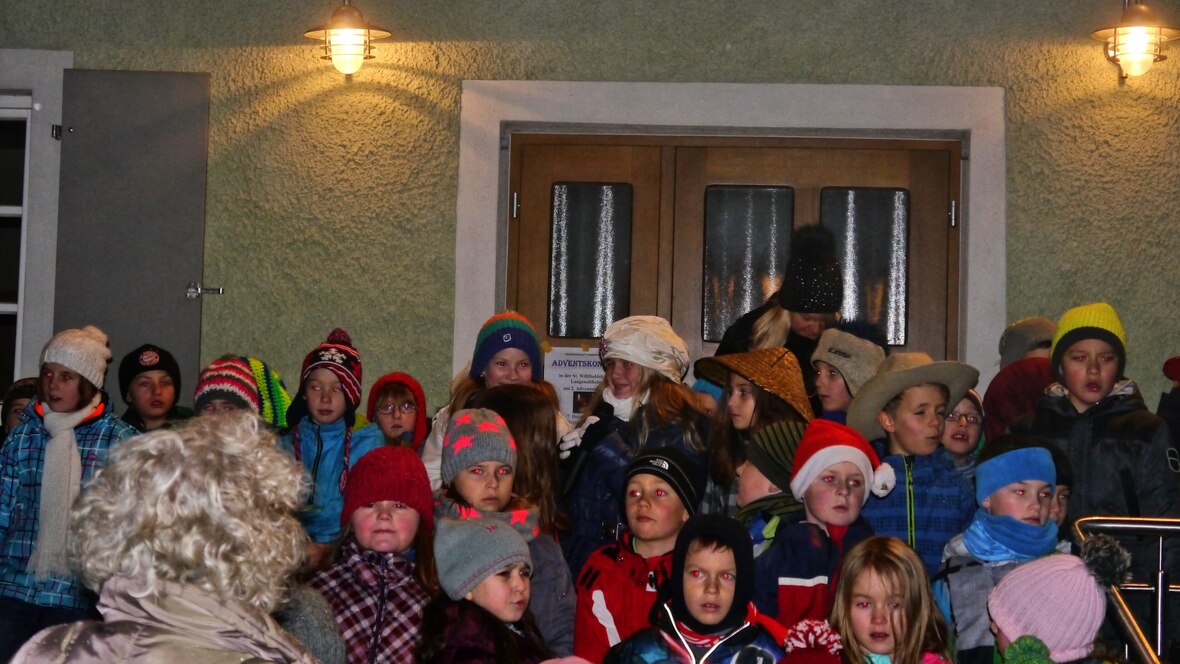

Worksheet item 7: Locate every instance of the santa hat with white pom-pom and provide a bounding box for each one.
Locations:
[788,419,896,503]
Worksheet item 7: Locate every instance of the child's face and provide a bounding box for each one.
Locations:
[878,385,947,456]
[983,480,1052,525]
[849,569,902,656]
[625,473,688,550]
[605,358,642,399]
[199,399,242,416]
[815,361,853,413]
[4,398,31,432]
[304,368,346,424]
[453,461,514,512]
[990,620,1012,655]
[375,398,417,443]
[351,500,420,554]
[735,460,779,508]
[467,561,532,623]
[726,374,757,431]
[127,370,176,422]
[1049,484,1070,527]
[682,543,737,628]
[940,397,982,458]
[1060,338,1118,413]
[803,461,866,527]
[483,348,532,388]
[42,362,83,413]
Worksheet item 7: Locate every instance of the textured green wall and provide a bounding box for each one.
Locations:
[3,1,1179,406]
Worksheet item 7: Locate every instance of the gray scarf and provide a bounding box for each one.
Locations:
[27,393,101,580]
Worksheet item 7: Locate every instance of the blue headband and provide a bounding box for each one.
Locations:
[975,447,1056,505]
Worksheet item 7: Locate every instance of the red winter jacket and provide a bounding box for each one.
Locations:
[574,532,673,663]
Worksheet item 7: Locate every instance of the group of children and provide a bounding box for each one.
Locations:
[0,297,1177,663]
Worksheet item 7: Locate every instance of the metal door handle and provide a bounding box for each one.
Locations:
[186,282,224,299]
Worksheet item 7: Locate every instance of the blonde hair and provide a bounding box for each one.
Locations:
[831,536,949,664]
[581,365,705,452]
[751,301,793,350]
[69,413,309,612]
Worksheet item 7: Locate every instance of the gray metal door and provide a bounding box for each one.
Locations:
[55,69,210,405]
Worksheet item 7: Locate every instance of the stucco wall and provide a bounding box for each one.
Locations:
[3,1,1178,406]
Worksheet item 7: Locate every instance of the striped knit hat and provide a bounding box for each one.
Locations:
[1050,302,1127,381]
[469,312,543,382]
[194,356,261,413]
[299,328,363,408]
[244,357,291,429]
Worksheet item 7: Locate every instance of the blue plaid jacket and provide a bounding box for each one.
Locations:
[860,443,975,576]
[0,399,136,609]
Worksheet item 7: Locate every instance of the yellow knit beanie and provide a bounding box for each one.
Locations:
[1050,302,1126,380]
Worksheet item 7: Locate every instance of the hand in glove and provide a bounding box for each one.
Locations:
[559,415,600,460]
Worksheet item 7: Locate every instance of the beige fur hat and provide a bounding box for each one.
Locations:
[846,352,978,441]
[811,328,887,397]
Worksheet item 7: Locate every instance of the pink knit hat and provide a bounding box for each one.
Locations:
[987,553,1109,661]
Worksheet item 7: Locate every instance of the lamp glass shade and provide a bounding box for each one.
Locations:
[1091,2,1180,76]
[305,2,390,74]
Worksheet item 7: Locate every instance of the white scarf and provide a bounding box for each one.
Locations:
[603,387,648,423]
[27,393,101,580]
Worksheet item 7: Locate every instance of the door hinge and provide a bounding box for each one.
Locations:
[949,200,957,228]
[186,282,224,299]
[51,124,62,140]
[511,191,520,220]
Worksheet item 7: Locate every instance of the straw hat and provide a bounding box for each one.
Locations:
[846,352,978,441]
[694,347,814,421]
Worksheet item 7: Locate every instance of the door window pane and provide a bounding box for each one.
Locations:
[820,188,909,345]
[0,314,13,392]
[548,182,632,338]
[0,217,19,302]
[0,119,27,207]
[702,185,794,341]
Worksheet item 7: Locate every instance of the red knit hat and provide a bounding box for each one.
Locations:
[1164,356,1180,382]
[788,419,895,503]
[366,372,428,451]
[340,446,434,532]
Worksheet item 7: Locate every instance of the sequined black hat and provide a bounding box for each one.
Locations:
[777,225,843,314]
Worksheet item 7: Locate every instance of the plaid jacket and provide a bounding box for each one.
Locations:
[0,399,136,609]
[309,539,429,664]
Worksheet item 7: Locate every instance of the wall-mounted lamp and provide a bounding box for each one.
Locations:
[1091,0,1179,77]
[305,0,390,75]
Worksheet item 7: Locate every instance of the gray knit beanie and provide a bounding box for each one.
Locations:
[999,316,1055,368]
[435,517,532,600]
[441,408,517,486]
[41,325,111,389]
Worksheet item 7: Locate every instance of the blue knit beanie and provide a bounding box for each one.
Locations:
[975,446,1055,505]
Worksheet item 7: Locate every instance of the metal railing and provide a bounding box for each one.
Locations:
[1073,516,1180,664]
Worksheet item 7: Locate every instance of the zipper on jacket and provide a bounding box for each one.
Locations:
[366,557,391,664]
[904,456,916,550]
[308,425,324,506]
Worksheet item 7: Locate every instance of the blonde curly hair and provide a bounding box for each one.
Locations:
[69,413,309,612]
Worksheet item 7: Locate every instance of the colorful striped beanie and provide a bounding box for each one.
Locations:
[469,312,543,382]
[194,356,261,413]
[244,356,291,429]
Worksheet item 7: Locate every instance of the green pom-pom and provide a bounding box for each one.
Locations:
[1003,635,1053,664]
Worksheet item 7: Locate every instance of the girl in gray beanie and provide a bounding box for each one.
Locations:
[416,518,552,664]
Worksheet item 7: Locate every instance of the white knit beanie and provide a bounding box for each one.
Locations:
[41,325,111,388]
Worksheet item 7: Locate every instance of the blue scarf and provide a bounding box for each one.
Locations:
[962,508,1058,562]
[865,653,891,664]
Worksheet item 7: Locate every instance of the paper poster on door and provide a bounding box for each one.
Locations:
[544,347,604,426]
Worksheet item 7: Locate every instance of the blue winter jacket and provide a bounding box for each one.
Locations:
[281,417,384,543]
[0,398,136,609]
[859,443,974,576]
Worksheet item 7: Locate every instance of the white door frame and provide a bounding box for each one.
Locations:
[456,82,1007,386]
[0,49,73,378]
